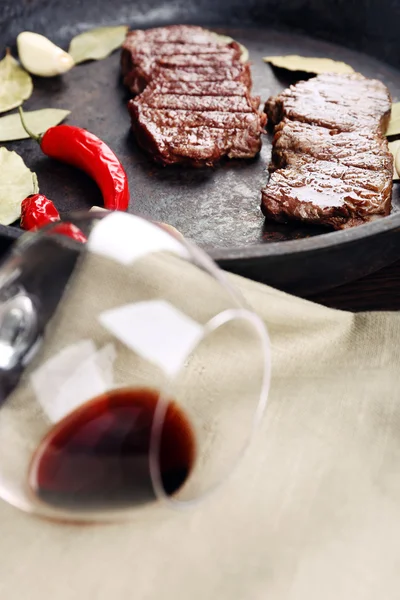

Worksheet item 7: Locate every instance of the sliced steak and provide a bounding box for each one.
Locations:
[271,119,393,173]
[121,25,245,94]
[262,156,392,229]
[149,64,252,87]
[266,72,391,133]
[136,90,256,113]
[130,105,263,133]
[128,95,264,166]
[132,123,263,166]
[122,25,265,166]
[262,73,393,230]
[123,61,252,100]
[144,79,250,97]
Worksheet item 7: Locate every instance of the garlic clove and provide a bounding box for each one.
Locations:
[17,32,74,77]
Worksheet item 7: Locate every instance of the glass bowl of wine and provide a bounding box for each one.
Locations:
[0,212,270,522]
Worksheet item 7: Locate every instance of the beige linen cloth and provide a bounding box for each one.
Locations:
[0,236,400,600]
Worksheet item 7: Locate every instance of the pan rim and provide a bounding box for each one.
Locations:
[208,210,400,261]
[1,208,399,259]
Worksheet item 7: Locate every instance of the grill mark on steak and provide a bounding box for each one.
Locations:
[121,25,265,166]
[262,73,393,230]
[145,80,249,97]
[130,105,262,132]
[134,43,239,57]
[150,64,252,90]
[155,52,240,67]
[122,25,225,45]
[136,92,256,113]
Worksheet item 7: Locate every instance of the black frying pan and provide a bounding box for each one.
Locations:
[1,0,400,295]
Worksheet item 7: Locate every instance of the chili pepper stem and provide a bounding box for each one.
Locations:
[18,106,42,143]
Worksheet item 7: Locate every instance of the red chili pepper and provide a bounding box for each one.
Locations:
[50,222,87,244]
[19,109,130,212]
[21,194,60,230]
[21,194,87,244]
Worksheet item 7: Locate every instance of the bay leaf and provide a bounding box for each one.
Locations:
[386,102,400,137]
[388,140,400,179]
[0,147,38,225]
[32,172,39,194]
[0,108,70,142]
[0,50,33,114]
[68,25,128,64]
[263,55,354,74]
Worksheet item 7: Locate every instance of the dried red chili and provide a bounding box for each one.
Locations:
[19,108,130,212]
[20,194,60,230]
[50,222,87,244]
[21,194,87,243]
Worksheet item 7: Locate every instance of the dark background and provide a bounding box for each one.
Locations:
[2,0,400,70]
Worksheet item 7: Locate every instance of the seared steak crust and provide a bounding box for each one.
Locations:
[263,156,392,229]
[271,119,393,174]
[265,72,391,133]
[122,25,265,166]
[262,73,393,230]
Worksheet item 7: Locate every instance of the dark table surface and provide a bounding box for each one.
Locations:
[308,260,400,312]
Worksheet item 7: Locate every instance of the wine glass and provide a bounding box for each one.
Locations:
[0,211,270,522]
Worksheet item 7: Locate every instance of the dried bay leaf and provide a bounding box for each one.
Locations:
[32,172,39,195]
[386,102,400,137]
[0,147,38,224]
[0,108,70,142]
[388,140,400,179]
[0,50,33,114]
[263,55,354,74]
[237,43,249,63]
[68,25,128,64]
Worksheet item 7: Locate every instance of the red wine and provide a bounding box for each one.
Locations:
[28,388,196,511]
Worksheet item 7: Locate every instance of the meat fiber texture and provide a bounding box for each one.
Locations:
[121,25,266,166]
[262,72,393,230]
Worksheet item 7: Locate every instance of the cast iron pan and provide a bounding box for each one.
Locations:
[1,0,400,295]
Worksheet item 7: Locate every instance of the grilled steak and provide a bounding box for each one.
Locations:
[263,156,392,229]
[271,119,393,173]
[265,72,391,133]
[121,25,249,94]
[262,73,393,229]
[121,25,266,166]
